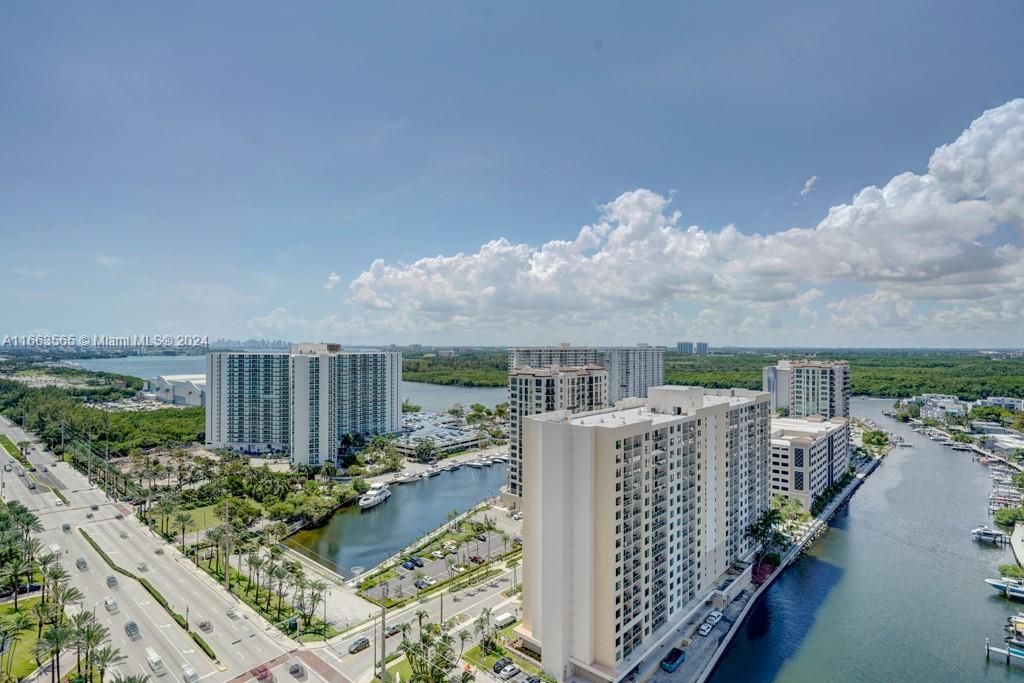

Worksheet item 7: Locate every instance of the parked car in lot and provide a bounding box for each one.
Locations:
[498,665,520,680]
[124,620,140,639]
[348,636,370,654]
[491,658,512,674]
[698,622,713,636]
[414,578,429,590]
[402,560,416,570]
[430,550,445,559]
[660,648,685,673]
[469,555,484,564]
[410,556,424,568]
[475,533,487,542]
[705,610,723,626]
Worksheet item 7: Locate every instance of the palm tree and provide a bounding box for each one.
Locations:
[250,555,265,602]
[69,611,94,672]
[416,609,428,635]
[174,511,193,552]
[2,612,31,678]
[473,607,494,653]
[111,674,150,683]
[32,600,51,638]
[2,555,30,609]
[36,624,71,683]
[92,645,127,683]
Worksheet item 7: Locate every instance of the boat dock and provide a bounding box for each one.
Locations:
[986,638,1024,667]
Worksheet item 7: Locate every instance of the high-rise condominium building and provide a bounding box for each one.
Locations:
[289,343,402,467]
[604,345,665,404]
[762,359,850,418]
[769,416,849,511]
[695,341,709,355]
[518,386,770,682]
[206,352,292,454]
[676,341,694,354]
[505,344,665,502]
[205,344,401,466]
[506,365,608,500]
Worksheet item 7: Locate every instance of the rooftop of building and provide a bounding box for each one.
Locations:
[771,415,847,440]
[775,358,850,368]
[154,373,206,384]
[509,364,607,376]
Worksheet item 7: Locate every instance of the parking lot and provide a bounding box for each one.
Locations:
[362,526,516,601]
[648,590,751,682]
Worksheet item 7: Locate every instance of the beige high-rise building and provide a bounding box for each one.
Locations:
[763,359,850,418]
[518,386,770,682]
[769,416,850,511]
[506,365,608,500]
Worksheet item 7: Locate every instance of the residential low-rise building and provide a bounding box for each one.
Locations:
[518,385,770,682]
[769,416,850,511]
[974,396,1024,412]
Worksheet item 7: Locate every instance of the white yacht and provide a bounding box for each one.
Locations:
[973,525,1009,543]
[358,483,392,510]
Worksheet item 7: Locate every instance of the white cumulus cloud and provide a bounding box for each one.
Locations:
[800,175,819,197]
[342,99,1024,344]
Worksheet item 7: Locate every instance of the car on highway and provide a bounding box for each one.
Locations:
[198,620,212,632]
[182,663,199,683]
[154,547,165,555]
[698,622,713,636]
[660,648,685,673]
[106,575,118,589]
[250,665,274,682]
[348,636,370,654]
[145,647,166,676]
[90,504,99,511]
[28,467,36,472]
[27,482,36,490]
[469,555,484,564]
[3,465,9,472]
[125,620,140,639]
[288,661,304,677]
[104,598,118,613]
[385,623,402,637]
[62,523,71,532]
[137,562,149,572]
[75,558,87,571]
[492,658,512,674]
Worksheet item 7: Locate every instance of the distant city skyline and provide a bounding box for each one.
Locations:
[2,3,1022,347]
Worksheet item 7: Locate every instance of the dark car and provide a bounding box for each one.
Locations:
[402,560,416,570]
[90,504,99,511]
[469,555,484,564]
[62,523,71,532]
[124,620,140,639]
[476,533,487,542]
[410,556,424,568]
[492,658,512,674]
[385,623,402,637]
[106,575,118,589]
[198,620,212,632]
[75,558,87,571]
[414,579,429,590]
[288,661,304,677]
[348,637,370,654]
[660,648,685,673]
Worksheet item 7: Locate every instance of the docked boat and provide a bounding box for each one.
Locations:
[466,460,485,468]
[986,576,1024,593]
[420,467,441,478]
[897,442,913,448]
[973,525,1009,543]
[393,471,419,484]
[358,483,392,510]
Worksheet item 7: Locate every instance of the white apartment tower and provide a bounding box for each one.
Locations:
[769,416,850,511]
[289,343,402,467]
[604,345,665,404]
[506,365,609,499]
[206,352,292,454]
[763,360,850,419]
[518,386,770,682]
[205,344,401,465]
[508,344,604,371]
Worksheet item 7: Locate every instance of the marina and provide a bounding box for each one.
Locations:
[709,398,1023,683]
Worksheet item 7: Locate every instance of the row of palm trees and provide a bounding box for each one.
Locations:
[0,501,133,683]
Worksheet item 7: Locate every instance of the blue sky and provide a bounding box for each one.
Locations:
[2,1,1023,347]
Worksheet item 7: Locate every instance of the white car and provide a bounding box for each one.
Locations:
[431,550,445,559]
[498,665,520,680]
[705,611,723,626]
[698,622,713,636]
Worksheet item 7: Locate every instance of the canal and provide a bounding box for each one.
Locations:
[709,397,1022,682]
[285,462,507,578]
